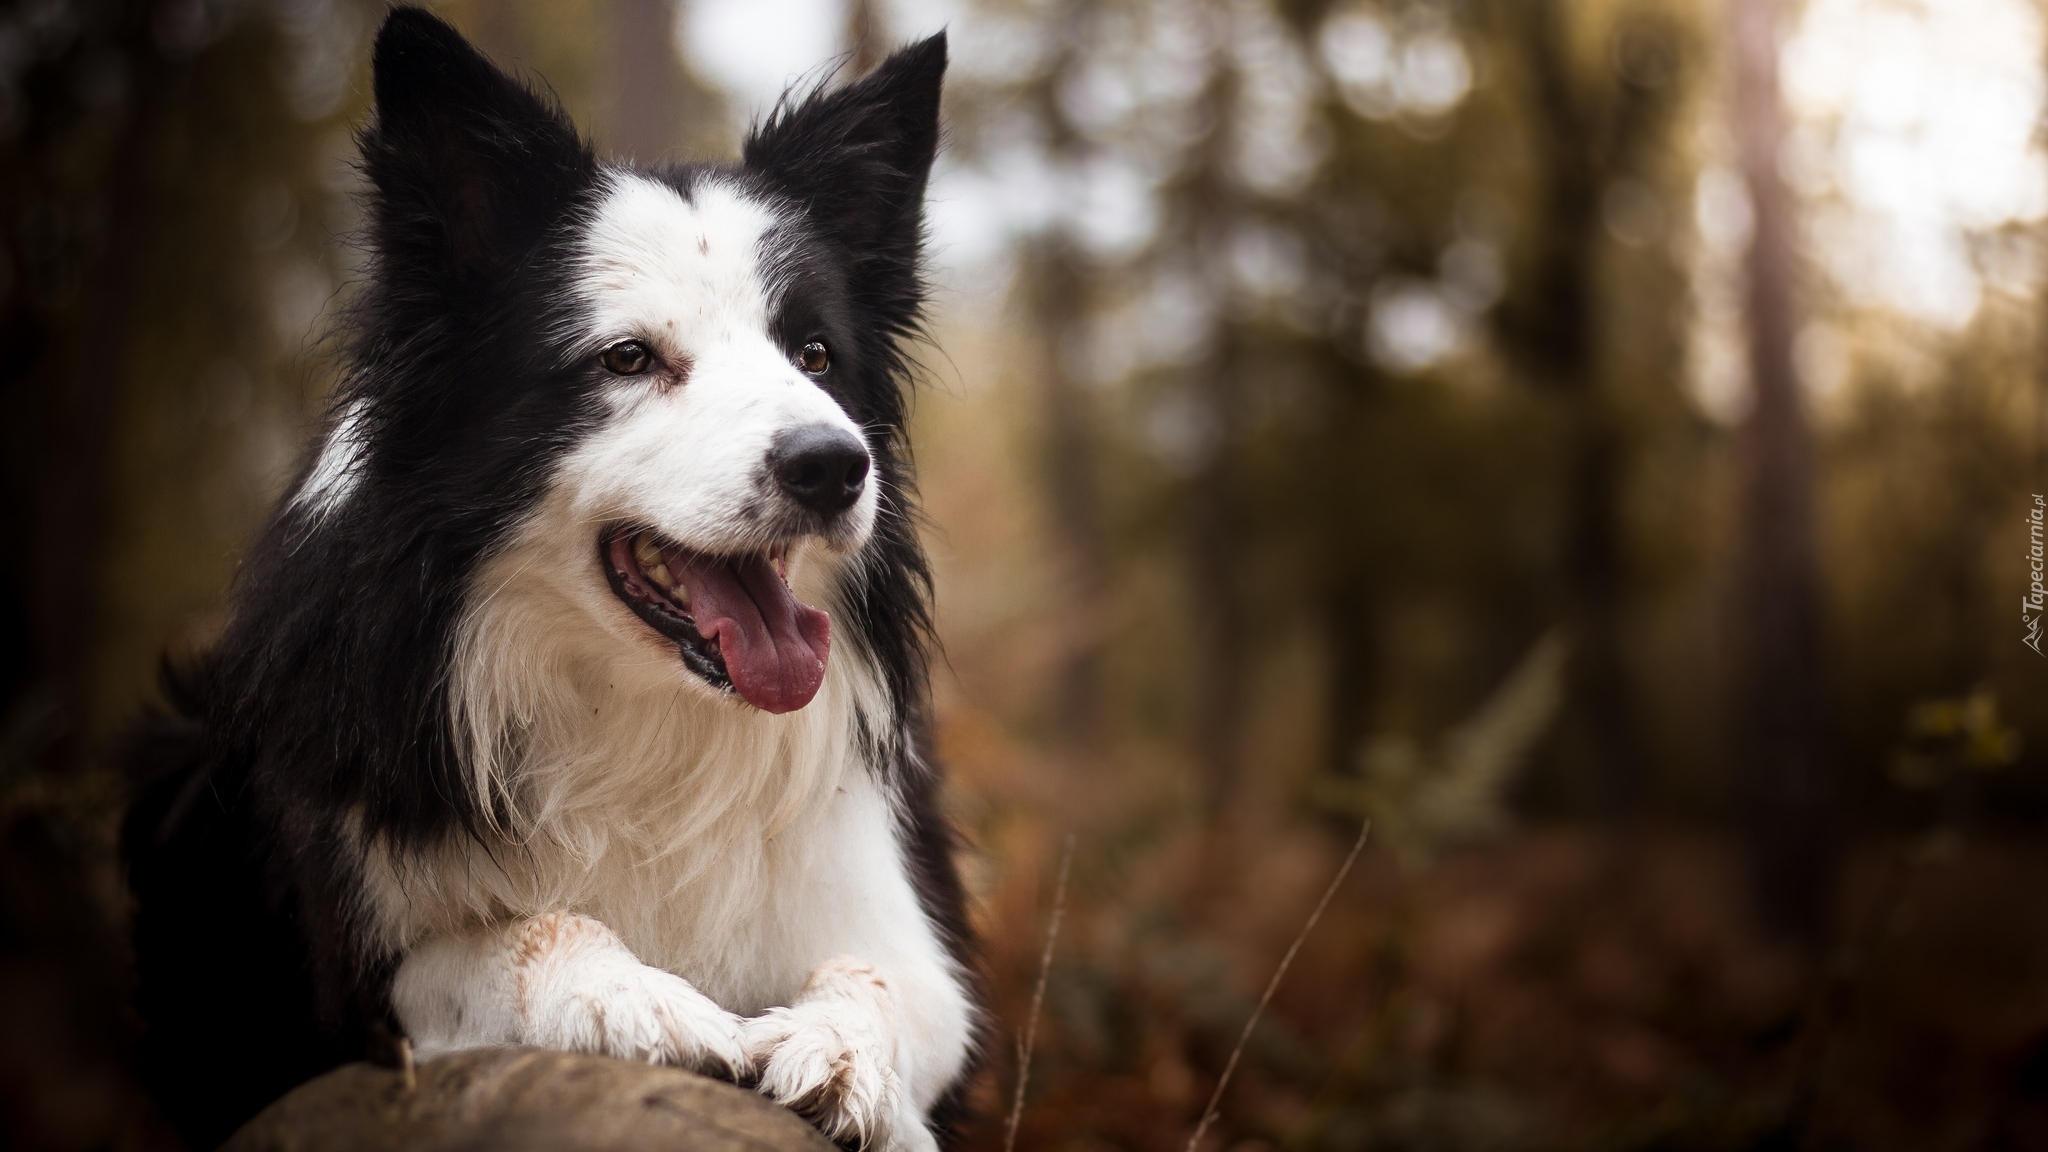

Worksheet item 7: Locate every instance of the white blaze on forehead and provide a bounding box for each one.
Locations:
[558,168,873,560]
[577,171,785,351]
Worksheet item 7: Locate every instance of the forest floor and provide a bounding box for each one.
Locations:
[4,794,2046,1151]
[963,823,2048,1152]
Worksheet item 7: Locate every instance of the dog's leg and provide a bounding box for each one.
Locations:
[392,912,749,1076]
[742,954,939,1152]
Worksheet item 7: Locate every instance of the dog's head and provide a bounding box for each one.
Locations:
[311,9,943,717]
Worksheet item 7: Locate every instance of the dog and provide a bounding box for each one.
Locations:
[122,9,976,1149]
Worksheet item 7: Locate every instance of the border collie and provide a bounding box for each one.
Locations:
[123,9,975,1149]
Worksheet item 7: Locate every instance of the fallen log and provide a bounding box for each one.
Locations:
[221,1047,835,1152]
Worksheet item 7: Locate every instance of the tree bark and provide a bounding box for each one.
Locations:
[223,1048,835,1152]
[1728,0,1834,943]
[844,0,884,77]
[1179,24,1248,818]
[1024,239,1110,754]
[609,0,681,162]
[1190,329,1246,816]
[1495,0,1664,821]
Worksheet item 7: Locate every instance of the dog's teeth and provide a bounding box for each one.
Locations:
[647,562,673,588]
[633,534,661,567]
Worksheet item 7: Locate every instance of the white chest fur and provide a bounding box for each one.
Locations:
[368,522,970,1135]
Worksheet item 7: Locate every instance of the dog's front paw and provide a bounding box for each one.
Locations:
[514,913,750,1077]
[744,955,933,1151]
[745,1005,899,1147]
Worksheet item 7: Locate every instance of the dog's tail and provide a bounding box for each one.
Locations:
[121,657,210,840]
[121,658,356,1148]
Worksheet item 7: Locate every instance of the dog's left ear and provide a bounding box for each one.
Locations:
[743,33,947,262]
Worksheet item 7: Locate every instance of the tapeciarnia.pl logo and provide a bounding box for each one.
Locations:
[2028,494,2045,656]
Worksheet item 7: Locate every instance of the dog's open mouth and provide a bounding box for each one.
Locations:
[601,529,831,714]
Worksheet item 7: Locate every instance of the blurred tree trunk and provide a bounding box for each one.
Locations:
[1191,329,1246,816]
[473,0,527,68]
[1322,556,1382,781]
[1,2,330,1145]
[1024,239,1110,755]
[1011,6,1110,759]
[609,0,680,161]
[1496,0,1667,822]
[1728,0,1834,943]
[3,0,177,781]
[844,0,883,77]
[614,0,730,160]
[1180,39,1247,818]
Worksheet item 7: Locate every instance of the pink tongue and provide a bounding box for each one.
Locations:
[670,550,831,714]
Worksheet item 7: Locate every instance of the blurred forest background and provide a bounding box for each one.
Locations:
[3,0,2047,1148]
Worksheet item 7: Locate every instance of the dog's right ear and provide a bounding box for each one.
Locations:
[361,7,594,287]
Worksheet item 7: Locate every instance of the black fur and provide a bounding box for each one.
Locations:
[122,10,972,1146]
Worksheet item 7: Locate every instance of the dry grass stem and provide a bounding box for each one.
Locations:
[1003,832,1075,1152]
[1185,821,1371,1152]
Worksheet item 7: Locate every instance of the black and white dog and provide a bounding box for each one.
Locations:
[123,9,975,1149]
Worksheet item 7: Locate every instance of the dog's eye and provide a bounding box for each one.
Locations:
[798,341,829,375]
[600,340,654,376]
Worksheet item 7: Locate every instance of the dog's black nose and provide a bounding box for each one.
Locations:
[769,425,871,516]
